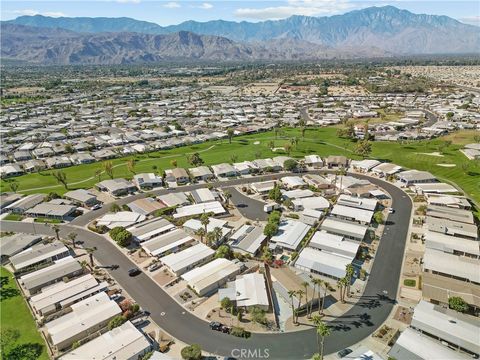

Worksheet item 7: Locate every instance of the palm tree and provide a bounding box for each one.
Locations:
[311,278,323,314]
[200,212,210,233]
[301,281,311,319]
[321,281,330,315]
[67,232,78,248]
[195,228,206,243]
[80,260,89,272]
[86,247,96,267]
[337,166,347,194]
[337,277,348,303]
[212,227,223,245]
[227,128,234,144]
[317,321,331,360]
[296,289,305,324]
[51,224,60,241]
[223,190,232,207]
[288,290,297,325]
[337,279,344,303]
[345,264,354,298]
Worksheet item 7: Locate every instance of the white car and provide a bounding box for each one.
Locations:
[388,208,395,214]
[91,204,103,210]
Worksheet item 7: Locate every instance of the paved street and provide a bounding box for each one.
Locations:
[1,172,412,359]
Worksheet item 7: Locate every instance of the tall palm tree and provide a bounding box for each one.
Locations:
[223,190,232,207]
[85,247,97,267]
[67,232,78,248]
[311,278,323,314]
[296,289,305,323]
[321,281,330,315]
[301,281,311,319]
[195,228,206,244]
[212,227,223,246]
[200,212,210,233]
[337,166,347,194]
[51,224,60,241]
[288,290,297,325]
[317,321,331,360]
[345,264,354,298]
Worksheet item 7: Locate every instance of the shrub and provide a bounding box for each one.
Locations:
[108,315,127,330]
[448,296,469,313]
[181,344,202,360]
[230,326,251,338]
[109,227,132,247]
[403,279,416,287]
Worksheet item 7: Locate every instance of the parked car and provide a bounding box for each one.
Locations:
[388,207,395,214]
[209,321,230,333]
[148,262,162,272]
[337,348,352,358]
[128,267,141,277]
[91,204,102,210]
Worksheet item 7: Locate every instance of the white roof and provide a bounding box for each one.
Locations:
[423,248,480,283]
[160,243,214,273]
[174,201,226,218]
[292,196,330,210]
[282,189,315,199]
[411,300,480,354]
[371,162,402,175]
[309,231,359,258]
[19,256,81,291]
[337,194,377,211]
[351,159,380,170]
[235,273,269,308]
[60,321,150,360]
[30,274,102,313]
[390,328,471,360]
[229,225,266,255]
[182,258,240,293]
[97,211,146,228]
[157,192,189,207]
[425,231,480,256]
[270,220,311,251]
[331,204,374,223]
[321,218,368,240]
[415,182,458,193]
[142,229,193,257]
[127,217,175,242]
[190,188,216,203]
[10,241,69,270]
[281,176,306,187]
[295,247,352,279]
[45,292,121,347]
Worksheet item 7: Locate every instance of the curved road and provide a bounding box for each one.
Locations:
[1,171,412,359]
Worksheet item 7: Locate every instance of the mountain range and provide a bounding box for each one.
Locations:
[2,6,479,65]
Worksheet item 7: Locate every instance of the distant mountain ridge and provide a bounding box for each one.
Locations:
[3,23,390,64]
[5,6,480,55]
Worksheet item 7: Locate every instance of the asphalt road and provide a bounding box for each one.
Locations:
[1,172,412,359]
[225,187,268,221]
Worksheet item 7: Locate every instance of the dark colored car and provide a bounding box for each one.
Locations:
[128,267,141,277]
[209,321,222,330]
[337,348,352,358]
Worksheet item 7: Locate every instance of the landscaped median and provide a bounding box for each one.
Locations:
[0,267,49,360]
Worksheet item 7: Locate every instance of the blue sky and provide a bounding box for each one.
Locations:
[2,0,479,26]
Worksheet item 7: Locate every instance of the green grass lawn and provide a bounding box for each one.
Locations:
[0,267,49,360]
[33,218,62,224]
[3,214,23,221]
[1,127,478,209]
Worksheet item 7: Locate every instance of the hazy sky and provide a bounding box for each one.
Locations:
[2,0,479,26]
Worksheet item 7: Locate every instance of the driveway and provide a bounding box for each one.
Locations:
[1,171,412,359]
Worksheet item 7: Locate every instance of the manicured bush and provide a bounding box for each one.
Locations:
[181,344,202,360]
[403,279,416,287]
